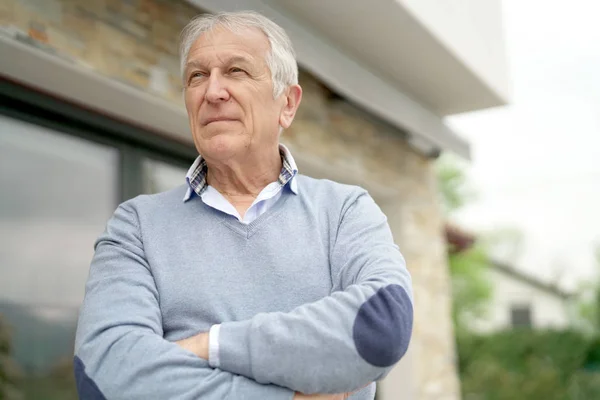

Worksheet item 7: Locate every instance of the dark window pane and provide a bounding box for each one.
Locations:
[510,305,532,328]
[0,114,118,399]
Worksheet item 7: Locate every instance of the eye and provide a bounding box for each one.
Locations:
[188,71,206,82]
[229,67,246,74]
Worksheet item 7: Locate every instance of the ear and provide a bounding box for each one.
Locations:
[279,85,303,129]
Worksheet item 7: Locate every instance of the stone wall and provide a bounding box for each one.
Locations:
[0,0,196,105]
[0,1,461,398]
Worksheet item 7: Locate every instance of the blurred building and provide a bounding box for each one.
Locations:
[0,1,510,399]
[473,260,572,332]
[447,225,572,333]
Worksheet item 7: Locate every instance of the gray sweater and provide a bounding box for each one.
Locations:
[74,175,414,400]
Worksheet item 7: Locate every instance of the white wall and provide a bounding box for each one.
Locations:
[471,268,570,333]
[398,0,511,105]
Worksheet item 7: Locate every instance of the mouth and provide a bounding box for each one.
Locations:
[203,117,237,126]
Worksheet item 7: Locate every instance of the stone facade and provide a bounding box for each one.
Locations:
[0,0,461,398]
[0,0,196,105]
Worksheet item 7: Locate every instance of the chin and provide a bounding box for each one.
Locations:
[201,133,245,160]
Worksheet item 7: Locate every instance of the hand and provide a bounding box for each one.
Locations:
[293,393,352,400]
[175,332,210,360]
[294,383,371,400]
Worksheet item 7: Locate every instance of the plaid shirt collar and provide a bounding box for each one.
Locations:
[183,144,298,202]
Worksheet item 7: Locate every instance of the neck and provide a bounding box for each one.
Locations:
[205,146,282,199]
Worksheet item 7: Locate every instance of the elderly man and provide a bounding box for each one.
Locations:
[74,10,413,400]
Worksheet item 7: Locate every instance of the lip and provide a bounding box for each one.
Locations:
[203,117,238,126]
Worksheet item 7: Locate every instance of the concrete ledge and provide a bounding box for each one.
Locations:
[0,35,193,146]
[0,28,468,159]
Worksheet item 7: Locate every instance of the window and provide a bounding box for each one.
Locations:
[143,158,189,194]
[510,305,532,328]
[0,69,198,397]
[0,114,119,399]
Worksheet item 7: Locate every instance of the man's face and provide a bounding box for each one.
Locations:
[183,26,290,163]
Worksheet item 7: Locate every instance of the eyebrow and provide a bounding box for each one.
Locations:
[184,56,252,74]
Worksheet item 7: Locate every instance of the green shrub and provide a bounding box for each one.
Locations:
[457,329,600,400]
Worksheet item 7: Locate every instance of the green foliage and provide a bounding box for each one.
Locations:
[0,314,23,400]
[575,246,600,335]
[436,155,600,398]
[435,153,475,215]
[584,337,600,371]
[21,357,78,400]
[449,244,493,333]
[458,329,600,400]
[435,154,493,330]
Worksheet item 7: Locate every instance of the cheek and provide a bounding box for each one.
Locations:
[250,96,278,123]
[184,90,203,115]
[184,98,194,117]
[185,92,205,150]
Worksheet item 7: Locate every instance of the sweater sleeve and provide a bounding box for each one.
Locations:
[73,202,294,400]
[215,191,414,394]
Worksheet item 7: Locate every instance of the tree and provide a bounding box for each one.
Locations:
[449,244,493,333]
[575,245,600,336]
[435,153,475,215]
[436,156,600,398]
[435,154,492,332]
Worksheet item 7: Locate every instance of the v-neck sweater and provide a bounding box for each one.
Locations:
[74,174,414,400]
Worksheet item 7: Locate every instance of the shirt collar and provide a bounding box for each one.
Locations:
[183,144,299,202]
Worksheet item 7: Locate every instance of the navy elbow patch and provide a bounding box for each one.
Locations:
[353,284,413,367]
[74,356,107,400]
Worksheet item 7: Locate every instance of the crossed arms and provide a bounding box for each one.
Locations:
[73,192,413,399]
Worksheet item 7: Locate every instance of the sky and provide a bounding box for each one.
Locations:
[446,0,600,291]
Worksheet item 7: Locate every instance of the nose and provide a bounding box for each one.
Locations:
[205,72,230,103]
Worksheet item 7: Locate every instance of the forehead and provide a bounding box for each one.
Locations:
[187,25,271,66]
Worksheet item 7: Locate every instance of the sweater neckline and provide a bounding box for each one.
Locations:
[220,188,294,238]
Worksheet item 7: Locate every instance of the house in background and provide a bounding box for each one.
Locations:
[0,1,510,399]
[446,225,573,333]
[472,260,573,333]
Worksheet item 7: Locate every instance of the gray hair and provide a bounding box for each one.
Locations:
[179,10,298,98]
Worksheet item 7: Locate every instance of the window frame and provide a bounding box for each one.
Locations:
[0,78,196,203]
